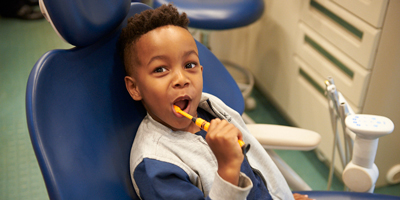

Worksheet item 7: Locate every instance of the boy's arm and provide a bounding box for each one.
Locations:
[133,158,252,200]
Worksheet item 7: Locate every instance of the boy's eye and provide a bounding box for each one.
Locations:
[185,63,196,69]
[154,67,167,73]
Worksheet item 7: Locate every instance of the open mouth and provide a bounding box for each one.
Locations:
[174,99,189,110]
[173,96,191,117]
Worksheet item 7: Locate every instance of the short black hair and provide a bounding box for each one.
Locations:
[118,4,190,75]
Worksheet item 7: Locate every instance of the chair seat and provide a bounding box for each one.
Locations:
[153,0,264,30]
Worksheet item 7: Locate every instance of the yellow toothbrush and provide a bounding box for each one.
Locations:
[174,105,246,148]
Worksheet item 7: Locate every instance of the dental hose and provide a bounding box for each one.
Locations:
[325,79,346,190]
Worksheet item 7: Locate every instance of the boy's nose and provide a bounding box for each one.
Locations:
[173,70,189,88]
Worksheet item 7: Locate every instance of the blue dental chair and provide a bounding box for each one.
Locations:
[27,1,242,199]
[26,1,399,199]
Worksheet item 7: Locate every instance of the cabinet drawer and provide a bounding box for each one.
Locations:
[296,22,370,108]
[290,55,360,171]
[301,0,381,69]
[290,55,360,128]
[331,0,388,28]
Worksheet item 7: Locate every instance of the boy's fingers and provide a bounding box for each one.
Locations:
[293,193,315,200]
[208,118,221,131]
[207,119,242,146]
[236,126,243,140]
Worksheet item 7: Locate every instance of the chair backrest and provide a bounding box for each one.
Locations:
[26,2,244,199]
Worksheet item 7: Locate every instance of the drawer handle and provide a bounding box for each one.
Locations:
[299,68,325,96]
[305,35,355,79]
[310,0,363,39]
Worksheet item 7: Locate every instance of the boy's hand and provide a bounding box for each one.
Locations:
[293,193,316,200]
[206,119,244,186]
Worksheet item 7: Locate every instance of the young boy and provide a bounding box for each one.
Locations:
[119,4,311,200]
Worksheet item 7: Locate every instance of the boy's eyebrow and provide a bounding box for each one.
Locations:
[147,50,199,66]
[147,55,167,66]
[183,50,199,59]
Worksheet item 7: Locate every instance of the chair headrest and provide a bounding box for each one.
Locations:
[39,0,131,47]
[153,0,265,30]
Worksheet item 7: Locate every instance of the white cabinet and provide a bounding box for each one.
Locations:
[295,22,370,108]
[294,0,399,187]
[209,0,400,187]
[301,0,382,69]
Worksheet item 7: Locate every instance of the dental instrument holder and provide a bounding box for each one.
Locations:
[325,78,394,193]
[343,114,394,192]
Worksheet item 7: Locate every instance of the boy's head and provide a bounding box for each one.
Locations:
[119,4,190,76]
[119,4,204,133]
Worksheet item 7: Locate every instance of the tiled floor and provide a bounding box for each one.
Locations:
[0,16,399,199]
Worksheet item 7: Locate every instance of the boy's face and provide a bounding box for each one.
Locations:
[125,25,203,132]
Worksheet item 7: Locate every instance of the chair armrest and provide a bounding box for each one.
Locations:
[247,124,321,151]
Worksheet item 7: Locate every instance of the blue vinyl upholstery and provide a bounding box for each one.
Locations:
[153,0,265,30]
[26,1,399,200]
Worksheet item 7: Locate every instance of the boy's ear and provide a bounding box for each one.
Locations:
[124,76,142,101]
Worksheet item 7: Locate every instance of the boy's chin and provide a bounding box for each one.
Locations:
[170,121,197,133]
[149,112,191,132]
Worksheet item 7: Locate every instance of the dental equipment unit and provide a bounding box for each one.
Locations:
[325,77,394,192]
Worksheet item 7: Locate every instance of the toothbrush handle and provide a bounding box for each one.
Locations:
[193,117,210,131]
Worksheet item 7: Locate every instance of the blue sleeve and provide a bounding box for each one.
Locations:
[134,158,212,200]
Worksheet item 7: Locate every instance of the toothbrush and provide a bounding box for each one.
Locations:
[174,105,246,148]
